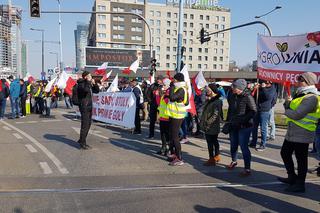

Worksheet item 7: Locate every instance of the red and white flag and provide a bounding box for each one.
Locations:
[180,66,197,116]
[93,62,108,75]
[191,70,207,96]
[101,70,112,82]
[44,77,57,93]
[122,60,140,75]
[64,77,77,96]
[107,74,120,92]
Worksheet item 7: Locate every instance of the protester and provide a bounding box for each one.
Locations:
[216,84,226,120]
[19,79,27,117]
[141,80,150,121]
[226,79,257,176]
[200,84,222,166]
[192,89,205,137]
[0,79,9,120]
[179,113,190,144]
[267,84,278,141]
[121,79,132,92]
[33,81,45,114]
[77,71,100,150]
[156,78,171,155]
[250,80,277,151]
[8,75,21,119]
[64,92,73,109]
[50,85,60,109]
[147,76,164,139]
[130,79,143,135]
[278,72,320,193]
[166,73,188,166]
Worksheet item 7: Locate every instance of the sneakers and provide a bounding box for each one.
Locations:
[180,138,189,144]
[80,144,92,150]
[169,158,184,166]
[156,149,167,156]
[239,169,251,177]
[277,174,297,185]
[256,145,266,152]
[227,161,238,170]
[214,155,221,163]
[203,157,216,166]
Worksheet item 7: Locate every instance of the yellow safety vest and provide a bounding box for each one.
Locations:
[34,87,42,98]
[158,95,169,120]
[165,86,188,119]
[286,94,320,132]
[27,84,31,94]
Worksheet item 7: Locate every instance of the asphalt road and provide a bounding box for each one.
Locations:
[0,107,319,213]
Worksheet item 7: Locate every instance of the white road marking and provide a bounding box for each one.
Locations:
[41,119,62,123]
[3,126,11,131]
[0,179,319,194]
[1,120,69,174]
[16,120,62,124]
[12,133,23,140]
[39,162,53,174]
[25,144,37,153]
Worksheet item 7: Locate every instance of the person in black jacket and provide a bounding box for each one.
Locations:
[130,79,142,134]
[77,71,99,150]
[226,79,257,176]
[19,79,27,117]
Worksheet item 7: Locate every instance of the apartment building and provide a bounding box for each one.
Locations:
[87,0,231,72]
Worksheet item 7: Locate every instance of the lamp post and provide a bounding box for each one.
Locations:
[57,0,63,72]
[49,51,59,68]
[255,6,282,34]
[30,28,45,75]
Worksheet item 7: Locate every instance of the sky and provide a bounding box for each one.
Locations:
[2,0,320,77]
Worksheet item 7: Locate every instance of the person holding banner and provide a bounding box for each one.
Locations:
[278,72,320,193]
[166,73,188,166]
[77,71,100,150]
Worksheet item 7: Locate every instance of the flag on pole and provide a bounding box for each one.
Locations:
[180,65,197,115]
[64,77,77,96]
[122,60,140,75]
[93,62,108,75]
[107,74,120,92]
[56,71,69,89]
[191,70,207,96]
[44,77,57,93]
[101,70,112,82]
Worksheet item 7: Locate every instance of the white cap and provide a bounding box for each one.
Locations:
[163,78,171,87]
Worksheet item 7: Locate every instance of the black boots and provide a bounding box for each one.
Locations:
[277,174,297,185]
[285,180,305,193]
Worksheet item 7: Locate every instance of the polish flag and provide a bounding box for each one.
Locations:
[93,62,108,75]
[56,71,69,89]
[107,74,120,92]
[191,70,207,96]
[64,77,77,96]
[44,77,57,93]
[101,70,112,82]
[180,65,197,116]
[122,60,140,75]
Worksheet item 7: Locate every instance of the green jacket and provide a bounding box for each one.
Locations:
[200,97,222,135]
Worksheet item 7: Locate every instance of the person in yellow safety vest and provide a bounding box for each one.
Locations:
[156,78,172,156]
[26,83,33,114]
[278,72,320,193]
[166,73,188,166]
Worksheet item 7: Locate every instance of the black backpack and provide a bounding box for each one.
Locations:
[71,84,79,106]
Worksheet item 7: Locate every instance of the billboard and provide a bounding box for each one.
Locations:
[85,47,152,69]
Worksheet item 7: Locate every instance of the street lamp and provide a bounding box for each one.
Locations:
[30,28,45,75]
[57,0,63,72]
[49,51,59,68]
[255,6,282,19]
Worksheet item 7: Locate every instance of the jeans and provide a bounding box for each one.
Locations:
[169,118,184,160]
[20,97,27,116]
[252,111,271,147]
[0,99,6,118]
[64,96,73,108]
[230,127,252,169]
[10,97,20,118]
[268,107,276,139]
[159,120,170,151]
[179,118,188,138]
[316,133,320,160]
[281,140,309,182]
[79,109,92,146]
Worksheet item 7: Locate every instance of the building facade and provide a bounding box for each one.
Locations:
[74,23,89,70]
[21,40,27,78]
[0,5,22,78]
[87,0,230,72]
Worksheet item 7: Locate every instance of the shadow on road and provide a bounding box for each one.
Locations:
[194,205,241,213]
[43,133,80,149]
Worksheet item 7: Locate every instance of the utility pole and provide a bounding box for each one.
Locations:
[57,0,63,72]
[176,0,184,73]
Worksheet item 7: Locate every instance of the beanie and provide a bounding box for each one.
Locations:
[174,73,185,82]
[299,72,317,86]
[82,71,90,78]
[232,79,247,91]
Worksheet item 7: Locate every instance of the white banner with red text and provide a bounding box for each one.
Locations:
[76,92,136,129]
[257,32,320,86]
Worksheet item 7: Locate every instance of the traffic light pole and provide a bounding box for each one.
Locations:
[41,11,154,60]
[176,0,184,73]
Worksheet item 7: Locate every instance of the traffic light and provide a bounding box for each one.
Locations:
[200,28,211,44]
[30,0,40,18]
[150,59,157,76]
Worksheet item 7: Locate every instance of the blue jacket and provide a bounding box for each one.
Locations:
[257,85,277,112]
[20,82,27,98]
[10,79,21,98]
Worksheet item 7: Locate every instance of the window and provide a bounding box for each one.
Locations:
[198,64,202,69]
[189,64,193,69]
[221,41,225,46]
[156,46,160,52]
[98,24,106,30]
[190,39,193,44]
[215,24,219,30]
[132,18,142,23]
[216,16,219,22]
[173,55,176,60]
[156,11,161,17]
[156,37,160,43]
[98,15,106,20]
[220,64,223,70]
[166,55,170,60]
[198,48,202,53]
[174,21,178,27]
[113,16,125,22]
[167,21,171,27]
[198,56,202,61]
[190,23,194,28]
[213,64,217,69]
[220,56,223,62]
[205,56,208,61]
[156,20,161,26]
[150,19,154,25]
[112,34,124,39]
[113,25,125,30]
[150,10,154,16]
[205,48,208,53]
[213,56,217,61]
[97,5,106,11]
[131,9,143,15]
[206,15,210,21]
[173,47,177,52]
[167,12,171,18]
[173,38,177,44]
[189,56,192,61]
[221,24,225,30]
[190,31,193,36]
[200,15,203,20]
[156,29,160,34]
[189,47,193,52]
[166,46,170,51]
[214,48,218,54]
[98,33,106,38]
[173,63,176,68]
[220,33,225,38]
[131,27,142,32]
[131,35,142,41]
[174,13,178,18]
[183,31,187,36]
[214,40,218,46]
[166,63,170,68]
[97,42,106,47]
[220,49,224,54]
[166,29,171,35]
[183,22,187,28]
[167,38,170,44]
[222,16,226,22]
[184,14,187,19]
[173,30,177,36]
[204,64,208,69]
[206,24,209,29]
[113,7,124,12]
[183,39,187,44]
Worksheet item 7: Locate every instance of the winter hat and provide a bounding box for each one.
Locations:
[82,71,90,78]
[163,78,171,87]
[299,72,317,86]
[232,79,247,91]
[174,73,185,82]
[208,83,219,95]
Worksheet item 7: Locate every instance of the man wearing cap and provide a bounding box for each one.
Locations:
[278,72,320,193]
[130,79,143,134]
[77,71,100,150]
[226,79,257,176]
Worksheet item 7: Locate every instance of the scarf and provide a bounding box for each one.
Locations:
[296,85,320,96]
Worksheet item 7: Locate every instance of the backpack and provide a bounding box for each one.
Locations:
[71,84,79,106]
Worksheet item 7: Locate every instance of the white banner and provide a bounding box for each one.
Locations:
[257,32,320,85]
